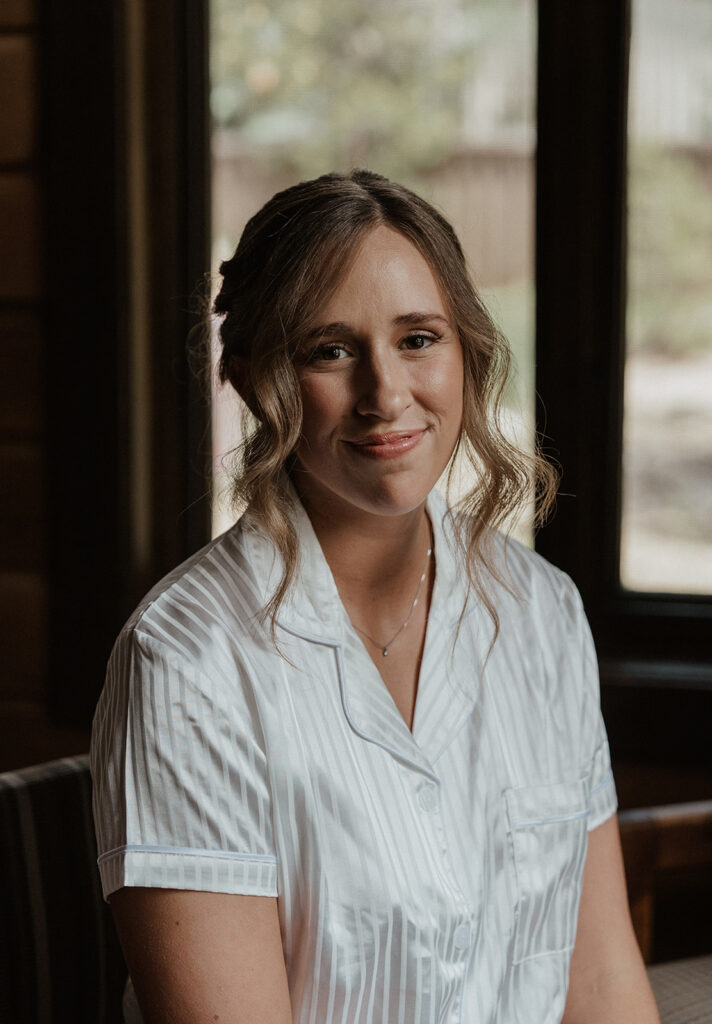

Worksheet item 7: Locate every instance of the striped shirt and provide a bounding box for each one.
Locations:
[90,489,617,1024]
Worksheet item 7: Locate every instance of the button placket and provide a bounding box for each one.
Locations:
[418,782,438,813]
[414,776,470,910]
[405,770,475,1018]
[453,922,472,951]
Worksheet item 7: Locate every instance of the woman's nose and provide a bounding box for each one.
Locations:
[354,350,409,420]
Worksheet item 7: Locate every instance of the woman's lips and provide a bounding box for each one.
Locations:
[344,430,426,460]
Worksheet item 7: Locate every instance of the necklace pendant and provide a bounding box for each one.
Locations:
[382,647,389,657]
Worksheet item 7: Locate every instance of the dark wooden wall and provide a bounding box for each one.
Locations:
[0,0,88,767]
[0,0,210,770]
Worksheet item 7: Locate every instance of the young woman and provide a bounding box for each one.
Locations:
[91,170,660,1023]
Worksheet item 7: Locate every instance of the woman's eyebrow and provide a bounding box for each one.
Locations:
[304,321,354,340]
[306,312,450,339]
[392,312,451,328]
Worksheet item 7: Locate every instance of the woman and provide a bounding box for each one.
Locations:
[91,170,659,1023]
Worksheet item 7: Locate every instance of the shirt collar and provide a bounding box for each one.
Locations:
[242,485,487,774]
[243,484,470,643]
[242,486,345,640]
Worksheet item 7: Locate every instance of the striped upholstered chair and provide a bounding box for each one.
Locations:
[1,754,711,1023]
[0,754,126,1023]
[620,801,712,1023]
[648,956,712,1024]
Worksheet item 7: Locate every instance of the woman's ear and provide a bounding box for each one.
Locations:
[227,356,258,416]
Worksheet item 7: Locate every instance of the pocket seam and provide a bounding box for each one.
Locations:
[506,781,589,965]
[509,808,590,829]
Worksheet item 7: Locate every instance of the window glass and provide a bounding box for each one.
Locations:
[621,0,712,593]
[210,0,536,538]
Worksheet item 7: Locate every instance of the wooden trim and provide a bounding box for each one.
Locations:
[619,801,712,962]
[39,0,125,725]
[140,0,211,582]
[535,1,630,601]
[0,701,89,772]
[0,1,36,31]
[535,1,712,684]
[39,0,210,726]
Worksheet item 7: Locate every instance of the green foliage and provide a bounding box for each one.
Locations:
[627,145,712,355]
[210,0,529,179]
[482,279,534,410]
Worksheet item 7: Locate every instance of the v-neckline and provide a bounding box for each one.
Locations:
[255,486,482,765]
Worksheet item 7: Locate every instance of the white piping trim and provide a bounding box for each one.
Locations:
[590,769,614,797]
[277,621,440,783]
[509,809,590,829]
[98,843,277,865]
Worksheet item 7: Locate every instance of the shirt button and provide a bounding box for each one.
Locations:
[418,784,438,812]
[453,923,471,951]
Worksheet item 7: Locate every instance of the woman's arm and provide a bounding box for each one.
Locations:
[110,888,292,1024]
[561,815,660,1024]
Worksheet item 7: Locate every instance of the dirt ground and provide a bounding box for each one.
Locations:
[621,349,712,594]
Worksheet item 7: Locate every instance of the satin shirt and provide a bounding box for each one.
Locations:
[91,490,617,1024]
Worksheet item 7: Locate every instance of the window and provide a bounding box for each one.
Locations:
[209,0,538,541]
[206,2,712,769]
[536,3,712,774]
[621,0,712,595]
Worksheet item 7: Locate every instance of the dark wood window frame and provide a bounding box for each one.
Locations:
[40,0,712,770]
[536,2,712,770]
[41,0,210,725]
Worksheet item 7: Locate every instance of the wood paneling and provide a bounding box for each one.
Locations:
[620,801,712,963]
[0,173,40,298]
[0,36,35,163]
[0,310,42,435]
[0,0,35,30]
[0,571,46,699]
[0,13,45,733]
[0,702,88,772]
[0,0,209,758]
[40,0,210,727]
[0,442,45,569]
[615,760,712,811]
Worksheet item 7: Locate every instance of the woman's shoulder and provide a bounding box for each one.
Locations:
[494,532,577,607]
[482,533,593,667]
[115,517,267,665]
[433,489,578,613]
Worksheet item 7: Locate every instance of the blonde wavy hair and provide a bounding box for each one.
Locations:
[213,169,558,639]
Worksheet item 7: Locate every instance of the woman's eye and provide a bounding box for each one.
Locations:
[308,343,349,362]
[403,333,436,350]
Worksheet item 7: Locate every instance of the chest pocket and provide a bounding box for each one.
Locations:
[505,779,589,964]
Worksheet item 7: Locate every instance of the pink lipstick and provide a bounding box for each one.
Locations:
[344,430,426,460]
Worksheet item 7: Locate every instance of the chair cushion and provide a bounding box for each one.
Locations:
[649,955,712,1024]
[0,754,126,1024]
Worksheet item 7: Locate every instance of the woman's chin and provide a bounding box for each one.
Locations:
[342,475,436,520]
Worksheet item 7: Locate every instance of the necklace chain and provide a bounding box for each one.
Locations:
[352,539,432,657]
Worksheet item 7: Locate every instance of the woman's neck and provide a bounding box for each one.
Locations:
[296,488,431,599]
[292,481,435,728]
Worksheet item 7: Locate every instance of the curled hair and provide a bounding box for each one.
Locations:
[213,169,558,639]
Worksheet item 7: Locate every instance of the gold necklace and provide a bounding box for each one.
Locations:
[352,539,432,657]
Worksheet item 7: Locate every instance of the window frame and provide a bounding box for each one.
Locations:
[41,0,211,725]
[535,1,712,763]
[44,0,711,744]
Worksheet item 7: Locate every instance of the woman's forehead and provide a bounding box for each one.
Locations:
[314,226,448,324]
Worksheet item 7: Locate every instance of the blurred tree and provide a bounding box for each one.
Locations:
[628,145,712,355]
[210,0,530,179]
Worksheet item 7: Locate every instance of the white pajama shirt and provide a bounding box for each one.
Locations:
[91,490,617,1024]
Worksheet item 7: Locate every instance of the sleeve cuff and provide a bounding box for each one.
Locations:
[587,769,618,831]
[98,844,278,902]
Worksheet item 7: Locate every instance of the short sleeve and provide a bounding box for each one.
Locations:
[588,729,616,830]
[90,627,278,901]
[569,583,618,831]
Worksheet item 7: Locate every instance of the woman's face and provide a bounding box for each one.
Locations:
[292,225,464,521]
